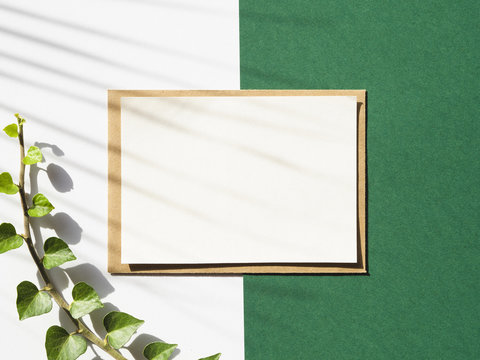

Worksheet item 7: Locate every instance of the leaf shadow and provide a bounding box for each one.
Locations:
[27,142,122,356]
[58,307,76,333]
[35,141,65,156]
[88,302,119,339]
[127,333,181,360]
[64,263,115,298]
[46,163,74,192]
[31,212,83,245]
[36,266,70,293]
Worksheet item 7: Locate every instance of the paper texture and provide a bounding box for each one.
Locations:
[119,95,357,264]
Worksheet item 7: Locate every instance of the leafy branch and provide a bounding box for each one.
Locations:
[1,114,221,360]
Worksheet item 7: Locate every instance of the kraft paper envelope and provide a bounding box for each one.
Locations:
[108,90,366,274]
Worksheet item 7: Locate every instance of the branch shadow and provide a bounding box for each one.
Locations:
[89,345,104,360]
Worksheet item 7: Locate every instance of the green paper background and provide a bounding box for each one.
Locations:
[240,1,479,358]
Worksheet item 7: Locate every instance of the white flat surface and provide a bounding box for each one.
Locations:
[0,0,243,359]
[121,96,357,264]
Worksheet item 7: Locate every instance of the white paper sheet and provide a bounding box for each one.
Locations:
[121,95,357,264]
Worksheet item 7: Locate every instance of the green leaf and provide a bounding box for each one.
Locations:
[16,281,52,320]
[143,342,178,360]
[23,145,43,165]
[199,354,222,360]
[69,282,103,319]
[45,326,87,360]
[15,113,26,125]
[3,123,18,137]
[43,237,76,269]
[0,223,23,254]
[28,193,54,217]
[103,311,144,349]
[0,172,19,195]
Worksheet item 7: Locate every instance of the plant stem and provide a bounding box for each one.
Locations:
[17,123,127,360]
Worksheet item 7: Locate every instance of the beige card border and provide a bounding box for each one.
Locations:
[108,90,367,274]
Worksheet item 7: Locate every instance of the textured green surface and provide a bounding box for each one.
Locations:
[240,1,479,359]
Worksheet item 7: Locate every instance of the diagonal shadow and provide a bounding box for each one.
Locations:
[0,51,109,89]
[123,100,349,185]
[109,0,231,16]
[0,25,194,87]
[0,50,332,142]
[0,65,331,182]
[0,70,102,107]
[0,3,233,71]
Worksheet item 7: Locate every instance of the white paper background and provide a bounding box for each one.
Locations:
[0,1,243,359]
[121,96,357,264]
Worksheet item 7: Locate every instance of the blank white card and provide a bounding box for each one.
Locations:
[121,96,357,264]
